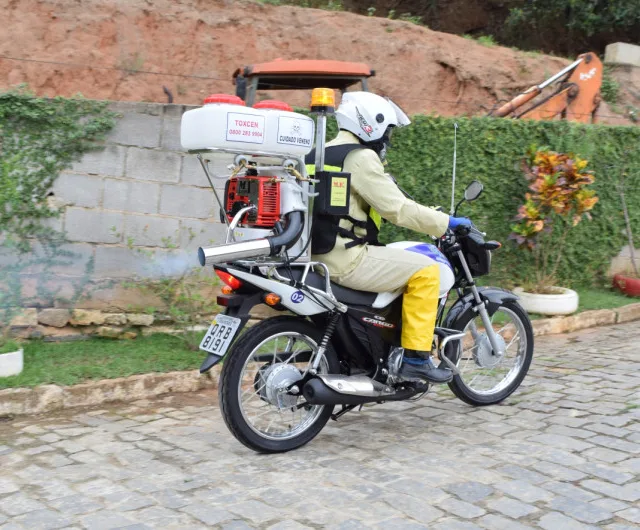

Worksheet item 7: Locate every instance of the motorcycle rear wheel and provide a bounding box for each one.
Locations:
[219,316,339,453]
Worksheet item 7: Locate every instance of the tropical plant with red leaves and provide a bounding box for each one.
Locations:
[510,148,599,293]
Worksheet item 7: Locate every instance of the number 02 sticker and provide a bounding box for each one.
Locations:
[291,291,305,303]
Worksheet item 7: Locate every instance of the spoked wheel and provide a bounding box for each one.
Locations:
[446,300,534,405]
[219,316,339,453]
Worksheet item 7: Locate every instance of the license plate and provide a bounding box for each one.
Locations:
[199,315,242,356]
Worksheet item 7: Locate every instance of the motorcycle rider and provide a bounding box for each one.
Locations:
[309,92,471,383]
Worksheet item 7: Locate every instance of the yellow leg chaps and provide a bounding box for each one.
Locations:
[401,265,440,352]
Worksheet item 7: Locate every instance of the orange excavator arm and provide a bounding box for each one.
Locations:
[491,53,603,123]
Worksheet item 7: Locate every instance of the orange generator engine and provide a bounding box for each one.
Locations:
[223,175,281,228]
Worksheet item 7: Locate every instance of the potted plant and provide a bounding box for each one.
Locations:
[510,148,599,315]
[612,163,640,296]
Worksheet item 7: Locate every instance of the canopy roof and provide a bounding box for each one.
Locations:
[233,59,374,90]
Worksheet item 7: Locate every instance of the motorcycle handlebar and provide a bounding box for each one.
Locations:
[449,223,486,238]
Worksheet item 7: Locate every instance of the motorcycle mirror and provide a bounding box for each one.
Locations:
[464,180,484,202]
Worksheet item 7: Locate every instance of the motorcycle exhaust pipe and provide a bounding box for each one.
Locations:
[303,378,374,406]
[198,211,304,266]
[303,375,420,406]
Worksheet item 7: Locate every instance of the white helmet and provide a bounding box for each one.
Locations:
[336,92,411,143]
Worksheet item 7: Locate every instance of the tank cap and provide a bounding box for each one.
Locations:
[253,100,293,111]
[203,94,246,105]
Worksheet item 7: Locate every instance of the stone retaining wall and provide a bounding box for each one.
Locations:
[12,308,166,341]
[10,305,266,342]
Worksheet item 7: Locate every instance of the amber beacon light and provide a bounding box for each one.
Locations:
[310,88,335,113]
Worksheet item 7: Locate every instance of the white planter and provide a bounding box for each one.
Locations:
[0,348,24,377]
[513,287,579,316]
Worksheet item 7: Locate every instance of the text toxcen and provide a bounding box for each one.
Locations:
[234,120,260,128]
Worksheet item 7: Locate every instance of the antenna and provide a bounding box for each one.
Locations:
[450,122,458,215]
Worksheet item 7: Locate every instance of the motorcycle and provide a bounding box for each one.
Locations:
[198,180,534,453]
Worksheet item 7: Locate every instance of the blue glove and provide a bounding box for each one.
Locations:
[448,216,472,230]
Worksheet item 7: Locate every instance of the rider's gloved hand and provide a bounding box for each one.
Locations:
[448,216,472,230]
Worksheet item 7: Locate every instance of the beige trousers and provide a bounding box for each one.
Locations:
[332,245,439,293]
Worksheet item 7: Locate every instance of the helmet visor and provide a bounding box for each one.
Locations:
[387,99,411,127]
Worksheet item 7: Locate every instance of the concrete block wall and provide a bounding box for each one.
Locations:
[43,101,233,309]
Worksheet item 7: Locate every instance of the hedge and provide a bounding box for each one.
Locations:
[321,115,640,288]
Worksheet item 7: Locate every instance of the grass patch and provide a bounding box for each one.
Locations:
[463,34,497,47]
[0,341,21,354]
[574,286,633,311]
[463,283,633,321]
[477,35,497,47]
[397,13,423,25]
[0,333,206,389]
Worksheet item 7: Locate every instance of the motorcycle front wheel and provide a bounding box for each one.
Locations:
[218,316,340,453]
[445,300,534,406]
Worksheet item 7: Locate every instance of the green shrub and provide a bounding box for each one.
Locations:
[133,269,220,352]
[504,0,640,55]
[601,67,620,104]
[398,13,423,25]
[461,34,498,47]
[509,149,599,292]
[0,340,20,354]
[477,35,497,47]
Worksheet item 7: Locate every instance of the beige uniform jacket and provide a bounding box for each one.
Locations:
[312,131,450,278]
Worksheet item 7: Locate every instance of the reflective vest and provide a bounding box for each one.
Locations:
[305,144,383,255]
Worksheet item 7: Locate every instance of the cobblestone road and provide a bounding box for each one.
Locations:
[1,322,639,530]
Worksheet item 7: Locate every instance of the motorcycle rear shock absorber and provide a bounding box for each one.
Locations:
[309,312,340,374]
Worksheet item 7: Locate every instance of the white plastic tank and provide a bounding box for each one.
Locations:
[181,95,315,157]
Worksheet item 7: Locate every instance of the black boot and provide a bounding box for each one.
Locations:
[399,350,453,383]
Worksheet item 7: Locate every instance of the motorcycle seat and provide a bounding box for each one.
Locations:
[275,268,377,306]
